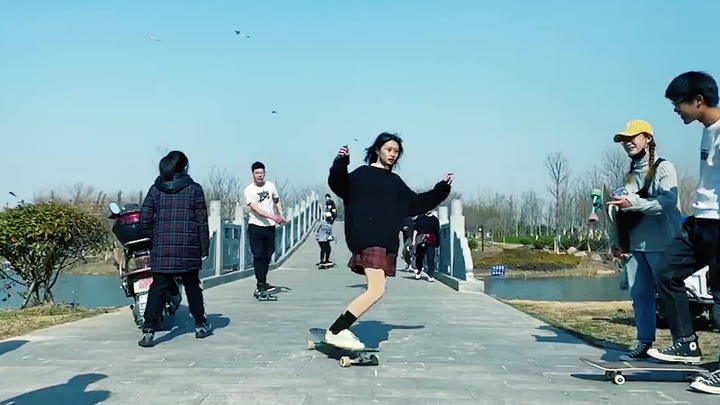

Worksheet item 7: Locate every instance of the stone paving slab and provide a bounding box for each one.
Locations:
[0,223,715,404]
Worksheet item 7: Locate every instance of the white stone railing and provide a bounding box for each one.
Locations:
[435,199,481,292]
[199,191,321,287]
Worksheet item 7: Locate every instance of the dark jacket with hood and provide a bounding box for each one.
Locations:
[141,173,210,274]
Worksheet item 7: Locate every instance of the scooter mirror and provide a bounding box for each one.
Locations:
[109,202,122,215]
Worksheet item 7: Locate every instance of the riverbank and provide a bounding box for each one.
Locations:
[506,300,717,361]
[65,260,117,275]
[0,305,118,340]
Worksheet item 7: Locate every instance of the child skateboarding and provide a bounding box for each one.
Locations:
[324,132,452,350]
[315,212,335,268]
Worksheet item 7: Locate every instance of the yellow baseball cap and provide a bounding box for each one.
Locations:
[614,120,653,142]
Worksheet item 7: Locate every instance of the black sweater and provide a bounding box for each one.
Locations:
[328,156,451,254]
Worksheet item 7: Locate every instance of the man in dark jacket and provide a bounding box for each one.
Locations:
[139,151,211,347]
[413,211,441,282]
[400,216,416,271]
[325,193,337,223]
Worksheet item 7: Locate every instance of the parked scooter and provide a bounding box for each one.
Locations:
[108,202,181,327]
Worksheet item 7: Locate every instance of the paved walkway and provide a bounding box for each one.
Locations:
[0,224,715,404]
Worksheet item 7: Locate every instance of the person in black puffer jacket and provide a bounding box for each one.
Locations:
[138,150,212,347]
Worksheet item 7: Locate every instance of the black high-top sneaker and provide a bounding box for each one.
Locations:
[690,370,720,394]
[138,329,155,348]
[195,322,212,339]
[619,342,651,361]
[648,340,702,364]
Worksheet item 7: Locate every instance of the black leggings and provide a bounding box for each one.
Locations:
[319,241,331,262]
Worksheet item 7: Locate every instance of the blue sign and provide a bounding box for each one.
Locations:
[490,264,506,277]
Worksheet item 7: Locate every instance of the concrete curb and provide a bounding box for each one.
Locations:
[433,271,485,293]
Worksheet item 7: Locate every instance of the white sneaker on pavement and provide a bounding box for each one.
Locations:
[324,329,365,350]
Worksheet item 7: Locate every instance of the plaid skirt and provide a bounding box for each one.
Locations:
[348,246,397,277]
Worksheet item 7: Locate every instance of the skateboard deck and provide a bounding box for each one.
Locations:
[308,328,379,367]
[580,357,709,385]
[318,263,336,269]
[253,289,277,301]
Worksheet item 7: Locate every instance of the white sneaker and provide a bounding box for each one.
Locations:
[325,329,365,350]
[415,272,421,280]
[428,277,434,282]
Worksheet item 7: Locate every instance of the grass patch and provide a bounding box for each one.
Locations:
[507,300,718,361]
[474,248,582,272]
[65,260,117,275]
[0,305,117,340]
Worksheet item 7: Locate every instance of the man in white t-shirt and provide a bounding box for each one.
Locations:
[244,161,286,294]
[648,72,720,394]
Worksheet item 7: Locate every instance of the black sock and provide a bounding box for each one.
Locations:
[329,311,358,334]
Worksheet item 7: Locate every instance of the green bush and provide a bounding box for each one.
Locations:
[468,239,479,250]
[474,248,581,272]
[0,203,109,308]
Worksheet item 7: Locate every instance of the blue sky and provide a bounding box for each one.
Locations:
[1,0,718,208]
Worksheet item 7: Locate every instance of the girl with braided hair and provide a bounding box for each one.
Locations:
[608,120,682,361]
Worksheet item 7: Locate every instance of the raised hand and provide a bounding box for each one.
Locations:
[443,173,454,185]
[338,145,349,159]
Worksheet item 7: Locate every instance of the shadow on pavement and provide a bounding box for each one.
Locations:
[350,320,425,349]
[152,309,230,346]
[531,325,622,361]
[0,373,110,405]
[0,340,28,358]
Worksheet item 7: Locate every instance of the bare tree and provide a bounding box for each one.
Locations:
[544,152,571,234]
[204,167,242,219]
[602,147,628,189]
[677,166,698,215]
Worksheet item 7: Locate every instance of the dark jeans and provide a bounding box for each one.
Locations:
[656,216,720,341]
[249,224,276,287]
[318,241,331,262]
[415,243,436,277]
[143,270,205,330]
[401,238,414,266]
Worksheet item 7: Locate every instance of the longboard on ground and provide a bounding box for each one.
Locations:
[253,289,277,301]
[580,357,710,385]
[308,328,379,367]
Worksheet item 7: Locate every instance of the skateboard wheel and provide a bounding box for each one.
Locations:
[370,354,379,366]
[340,356,352,367]
[613,374,625,385]
[307,341,315,350]
[604,371,613,379]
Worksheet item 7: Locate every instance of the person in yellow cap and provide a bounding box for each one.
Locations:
[608,120,682,361]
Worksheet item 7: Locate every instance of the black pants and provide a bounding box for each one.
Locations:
[248,224,276,287]
[318,241,331,262]
[143,270,205,330]
[401,238,414,266]
[656,216,720,341]
[415,243,436,277]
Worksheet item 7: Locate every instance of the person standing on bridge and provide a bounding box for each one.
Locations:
[244,162,287,296]
[315,211,335,267]
[324,132,452,350]
[139,151,212,348]
[413,211,441,282]
[606,120,681,361]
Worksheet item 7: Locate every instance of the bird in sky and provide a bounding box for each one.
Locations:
[234,30,250,38]
[149,36,161,42]
[8,192,16,197]
[271,111,277,114]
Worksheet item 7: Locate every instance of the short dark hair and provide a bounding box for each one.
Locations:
[364,132,404,169]
[325,193,331,198]
[251,161,265,172]
[665,71,719,107]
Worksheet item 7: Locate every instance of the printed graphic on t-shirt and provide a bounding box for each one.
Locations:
[258,191,270,203]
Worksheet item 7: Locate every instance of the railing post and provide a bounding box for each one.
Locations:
[450,199,465,280]
[438,205,449,274]
[233,202,245,271]
[209,200,223,277]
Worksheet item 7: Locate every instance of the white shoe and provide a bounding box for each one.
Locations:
[415,272,421,280]
[325,329,365,350]
[428,277,434,282]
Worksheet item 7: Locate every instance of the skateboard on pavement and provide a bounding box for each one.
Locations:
[318,262,336,269]
[580,357,710,385]
[253,288,277,301]
[308,328,379,367]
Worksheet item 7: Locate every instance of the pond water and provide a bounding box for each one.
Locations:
[482,274,630,302]
[1,274,132,309]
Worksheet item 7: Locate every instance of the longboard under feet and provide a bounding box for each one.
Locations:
[253,290,277,301]
[308,328,379,367]
[580,357,710,385]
